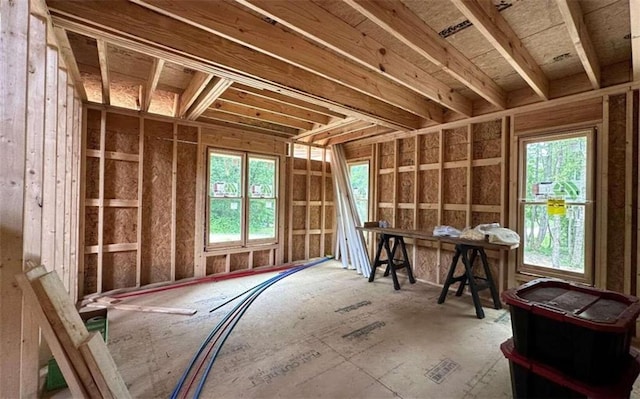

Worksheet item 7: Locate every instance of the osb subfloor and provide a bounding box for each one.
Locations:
[57,260,640,398]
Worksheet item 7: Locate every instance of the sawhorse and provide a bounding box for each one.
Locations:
[368,232,416,290]
[437,243,501,319]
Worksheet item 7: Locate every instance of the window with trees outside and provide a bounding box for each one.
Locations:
[517,130,593,283]
[207,149,278,247]
[348,161,369,224]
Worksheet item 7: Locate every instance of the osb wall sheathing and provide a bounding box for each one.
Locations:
[443,168,467,206]
[419,170,439,203]
[473,120,502,159]
[443,127,468,162]
[253,250,270,268]
[103,208,137,244]
[607,94,627,293]
[85,158,100,199]
[398,172,414,204]
[87,109,101,150]
[105,113,139,153]
[230,253,249,272]
[176,135,197,280]
[418,209,438,231]
[84,254,98,295]
[378,173,394,203]
[104,160,137,199]
[102,251,137,291]
[142,119,173,285]
[472,166,501,205]
[380,141,395,168]
[292,236,305,261]
[309,235,321,258]
[398,137,415,166]
[206,255,226,275]
[420,132,439,164]
[397,208,414,230]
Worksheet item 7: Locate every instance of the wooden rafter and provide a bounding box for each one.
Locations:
[556,0,601,89]
[178,71,213,118]
[211,100,314,131]
[294,116,358,141]
[310,120,373,143]
[630,0,640,82]
[133,0,444,124]
[345,0,506,109]
[199,110,298,136]
[47,1,421,130]
[52,27,87,101]
[185,76,233,120]
[451,0,549,99]
[229,84,345,119]
[96,39,110,104]
[237,0,472,117]
[325,125,394,146]
[219,89,330,125]
[142,58,164,111]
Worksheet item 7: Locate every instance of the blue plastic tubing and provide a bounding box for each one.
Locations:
[170,257,331,399]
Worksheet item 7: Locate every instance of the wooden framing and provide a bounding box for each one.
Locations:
[142,58,164,112]
[344,0,506,109]
[96,39,110,105]
[451,0,549,100]
[185,77,233,120]
[596,97,609,289]
[556,0,601,89]
[630,0,640,82]
[624,91,633,294]
[179,72,213,118]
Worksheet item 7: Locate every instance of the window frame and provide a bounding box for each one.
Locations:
[206,148,279,250]
[516,129,595,284]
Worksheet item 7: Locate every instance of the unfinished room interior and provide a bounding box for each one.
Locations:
[4,0,640,397]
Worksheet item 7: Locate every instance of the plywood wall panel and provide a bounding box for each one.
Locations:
[443,168,467,204]
[378,173,394,203]
[143,119,173,139]
[293,158,306,169]
[324,205,335,228]
[398,172,414,203]
[443,127,468,162]
[414,246,439,283]
[293,175,307,201]
[309,206,322,229]
[84,254,98,295]
[206,256,226,275]
[606,94,626,293]
[310,175,322,201]
[325,176,333,200]
[85,157,100,199]
[176,142,197,280]
[472,165,501,205]
[380,141,395,168]
[378,208,394,226]
[103,160,137,199]
[471,212,501,227]
[397,208,414,230]
[84,207,99,246]
[141,132,172,285]
[293,206,307,230]
[253,250,271,268]
[102,251,137,291]
[442,210,466,229]
[310,159,323,172]
[419,132,440,164]
[105,113,139,153]
[419,170,439,203]
[86,109,101,150]
[324,233,334,256]
[292,236,305,261]
[230,253,249,272]
[472,120,502,159]
[417,209,438,231]
[309,235,321,258]
[177,124,198,143]
[398,137,415,166]
[103,208,137,244]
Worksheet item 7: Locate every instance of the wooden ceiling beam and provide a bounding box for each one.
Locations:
[185,76,233,120]
[47,1,421,130]
[178,71,213,118]
[199,110,298,136]
[310,120,374,143]
[133,0,443,124]
[142,58,165,111]
[229,84,345,119]
[325,125,394,146]
[294,116,358,141]
[96,39,110,104]
[52,27,88,101]
[451,0,549,99]
[345,0,506,109]
[219,90,330,125]
[556,0,601,89]
[211,100,315,131]
[237,0,472,117]
[630,0,640,82]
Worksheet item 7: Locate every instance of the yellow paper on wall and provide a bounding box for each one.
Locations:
[547,199,566,216]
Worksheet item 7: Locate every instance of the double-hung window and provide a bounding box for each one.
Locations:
[207,149,278,248]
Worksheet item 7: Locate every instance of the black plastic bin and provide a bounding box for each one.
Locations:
[502,278,640,384]
[501,338,640,399]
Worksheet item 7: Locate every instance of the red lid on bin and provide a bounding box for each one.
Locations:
[501,278,640,332]
[500,338,640,399]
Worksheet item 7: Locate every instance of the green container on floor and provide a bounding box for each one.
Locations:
[46,309,108,391]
